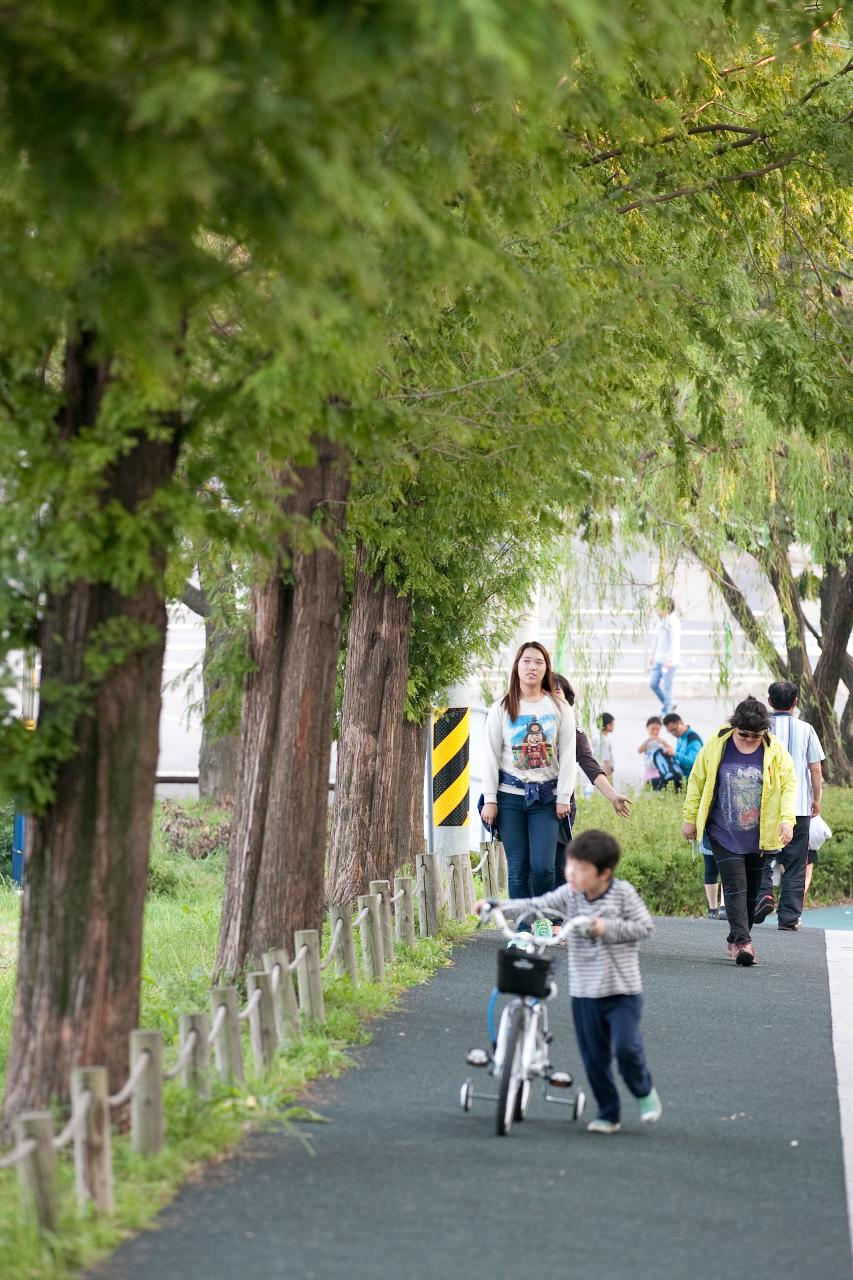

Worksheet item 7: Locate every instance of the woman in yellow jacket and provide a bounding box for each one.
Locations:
[682,697,796,967]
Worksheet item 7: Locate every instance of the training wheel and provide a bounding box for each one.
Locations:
[460,1079,474,1112]
[573,1090,586,1121]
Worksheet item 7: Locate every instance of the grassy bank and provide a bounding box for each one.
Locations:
[0,802,471,1280]
[572,785,853,912]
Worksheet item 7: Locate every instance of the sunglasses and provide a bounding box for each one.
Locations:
[734,729,764,741]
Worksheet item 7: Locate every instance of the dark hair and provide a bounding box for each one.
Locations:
[729,696,771,734]
[502,641,556,721]
[767,681,798,711]
[553,673,576,706]
[599,712,614,729]
[567,829,621,873]
[646,716,662,728]
[662,713,682,727]
[658,596,675,614]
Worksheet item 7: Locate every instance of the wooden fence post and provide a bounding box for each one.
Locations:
[462,854,476,914]
[369,880,395,964]
[448,855,466,919]
[497,839,508,895]
[394,875,416,948]
[16,1112,56,1233]
[130,1029,164,1156]
[479,841,492,898]
[293,929,325,1024]
[416,852,440,936]
[329,904,358,981]
[211,985,245,1084]
[180,1013,211,1099]
[262,949,302,1046]
[72,1067,113,1216]
[357,893,384,981]
[247,972,277,1074]
[488,841,501,899]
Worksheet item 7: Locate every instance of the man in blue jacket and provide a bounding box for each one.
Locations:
[661,714,703,777]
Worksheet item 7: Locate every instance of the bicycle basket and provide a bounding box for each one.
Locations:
[496,946,554,998]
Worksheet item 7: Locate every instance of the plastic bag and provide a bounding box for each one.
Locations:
[808,814,832,851]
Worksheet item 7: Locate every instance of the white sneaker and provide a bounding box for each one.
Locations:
[587,1118,621,1134]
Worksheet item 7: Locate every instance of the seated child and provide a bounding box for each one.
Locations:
[486,829,662,1134]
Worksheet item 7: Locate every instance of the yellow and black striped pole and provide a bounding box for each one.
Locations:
[432,707,470,832]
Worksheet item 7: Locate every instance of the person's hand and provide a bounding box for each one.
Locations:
[474,899,486,915]
[481,803,498,828]
[682,822,697,840]
[661,742,675,755]
[779,821,794,846]
[588,917,606,938]
[611,793,631,818]
[811,799,821,817]
[556,802,570,819]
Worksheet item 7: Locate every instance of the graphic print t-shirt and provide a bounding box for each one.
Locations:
[706,738,765,854]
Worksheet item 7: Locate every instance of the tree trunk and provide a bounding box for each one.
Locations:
[760,537,851,783]
[3,336,180,1126]
[396,717,428,872]
[216,439,349,976]
[326,545,412,903]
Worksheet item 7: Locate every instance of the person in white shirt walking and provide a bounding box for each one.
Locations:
[753,681,825,931]
[481,642,576,931]
[647,597,681,715]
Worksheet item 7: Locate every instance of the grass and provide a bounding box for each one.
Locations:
[0,800,473,1280]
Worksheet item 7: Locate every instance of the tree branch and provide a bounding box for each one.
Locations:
[180,580,209,619]
[616,154,798,214]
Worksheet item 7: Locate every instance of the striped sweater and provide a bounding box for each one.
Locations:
[501,879,653,998]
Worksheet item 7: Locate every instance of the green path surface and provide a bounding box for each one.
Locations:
[90,921,852,1280]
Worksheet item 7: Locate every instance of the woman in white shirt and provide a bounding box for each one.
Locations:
[481,642,576,913]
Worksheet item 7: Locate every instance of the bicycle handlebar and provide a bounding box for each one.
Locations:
[478,902,593,948]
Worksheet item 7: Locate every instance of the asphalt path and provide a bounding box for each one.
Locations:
[92,920,852,1280]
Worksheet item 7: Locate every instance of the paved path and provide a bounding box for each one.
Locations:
[92,921,852,1280]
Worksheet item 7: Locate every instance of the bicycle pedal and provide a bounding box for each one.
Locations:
[547,1071,573,1088]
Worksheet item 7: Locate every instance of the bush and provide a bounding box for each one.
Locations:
[573,785,853,913]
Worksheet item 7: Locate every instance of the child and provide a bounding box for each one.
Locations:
[489,829,661,1134]
[638,716,682,791]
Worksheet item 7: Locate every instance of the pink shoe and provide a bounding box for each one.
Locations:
[726,942,739,960]
[735,942,756,967]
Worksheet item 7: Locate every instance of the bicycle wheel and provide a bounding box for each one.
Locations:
[496,1003,526,1136]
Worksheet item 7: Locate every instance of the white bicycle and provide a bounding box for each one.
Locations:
[460,901,587,1136]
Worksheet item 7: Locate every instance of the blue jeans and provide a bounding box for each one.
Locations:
[649,662,677,713]
[497,792,559,913]
[572,994,653,1123]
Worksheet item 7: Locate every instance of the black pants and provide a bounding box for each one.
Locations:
[709,840,765,945]
[758,815,810,927]
[572,994,653,1123]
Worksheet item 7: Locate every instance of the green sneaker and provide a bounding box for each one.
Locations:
[533,918,553,939]
[587,1118,621,1134]
[637,1087,662,1125]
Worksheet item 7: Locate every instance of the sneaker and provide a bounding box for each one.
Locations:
[706,908,718,920]
[735,942,757,966]
[778,921,801,931]
[717,904,727,921]
[726,942,740,960]
[637,1087,663,1125]
[533,919,553,938]
[753,895,775,924]
[587,1118,621,1134]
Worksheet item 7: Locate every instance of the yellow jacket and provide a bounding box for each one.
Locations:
[683,727,797,850]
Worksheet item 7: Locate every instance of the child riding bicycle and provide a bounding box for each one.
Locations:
[479,828,662,1134]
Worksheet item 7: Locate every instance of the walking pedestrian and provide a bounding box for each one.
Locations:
[681,697,796,966]
[481,642,576,932]
[482,828,661,1134]
[753,682,825,931]
[551,675,631,887]
[647,597,681,714]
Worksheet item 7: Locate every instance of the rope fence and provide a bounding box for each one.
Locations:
[0,844,507,1236]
